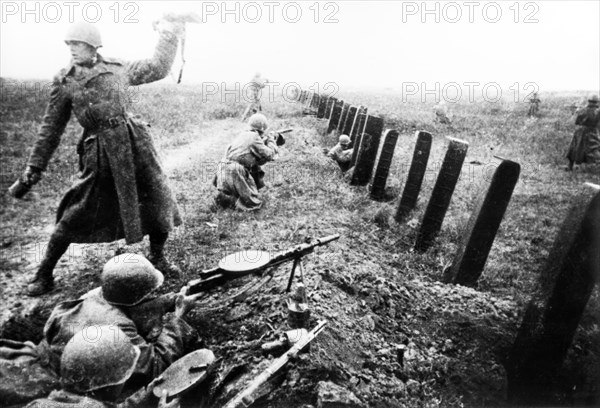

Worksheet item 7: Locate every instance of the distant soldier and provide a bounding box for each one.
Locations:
[241,72,268,121]
[213,114,278,211]
[566,94,600,170]
[326,134,354,172]
[0,254,200,405]
[434,100,451,124]
[19,19,189,296]
[25,325,176,408]
[528,92,541,117]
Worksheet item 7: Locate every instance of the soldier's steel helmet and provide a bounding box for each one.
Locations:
[248,113,269,132]
[61,325,140,393]
[339,135,351,145]
[588,94,599,104]
[101,254,164,306]
[64,22,102,48]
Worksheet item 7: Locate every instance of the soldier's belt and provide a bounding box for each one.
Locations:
[89,115,128,132]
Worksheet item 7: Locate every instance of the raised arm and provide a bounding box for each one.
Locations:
[124,21,183,86]
[27,75,72,171]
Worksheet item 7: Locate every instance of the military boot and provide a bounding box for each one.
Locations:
[148,232,181,279]
[212,191,237,211]
[26,226,71,296]
[148,253,182,279]
[27,269,54,297]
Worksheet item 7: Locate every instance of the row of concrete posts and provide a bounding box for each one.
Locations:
[295,90,521,286]
[294,89,600,404]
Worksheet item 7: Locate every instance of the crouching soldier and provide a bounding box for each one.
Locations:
[0,254,200,405]
[26,325,177,408]
[326,134,354,172]
[212,114,278,211]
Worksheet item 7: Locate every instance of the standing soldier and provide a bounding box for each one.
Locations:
[241,72,268,121]
[528,92,541,117]
[566,94,600,170]
[18,19,190,296]
[212,114,278,211]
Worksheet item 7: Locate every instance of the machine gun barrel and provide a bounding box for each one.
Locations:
[267,234,340,267]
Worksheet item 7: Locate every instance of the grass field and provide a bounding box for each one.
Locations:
[1,78,599,407]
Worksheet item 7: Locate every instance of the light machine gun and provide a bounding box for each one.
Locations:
[187,234,340,294]
[129,235,340,336]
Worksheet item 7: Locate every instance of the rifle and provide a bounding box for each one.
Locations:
[187,234,340,295]
[274,128,293,146]
[223,320,327,408]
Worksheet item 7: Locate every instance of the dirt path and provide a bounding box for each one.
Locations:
[0,118,245,337]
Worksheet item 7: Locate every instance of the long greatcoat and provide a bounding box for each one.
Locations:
[27,31,182,244]
[567,104,600,164]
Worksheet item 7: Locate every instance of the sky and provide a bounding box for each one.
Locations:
[1,0,599,95]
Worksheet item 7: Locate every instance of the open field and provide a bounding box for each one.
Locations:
[1,78,599,407]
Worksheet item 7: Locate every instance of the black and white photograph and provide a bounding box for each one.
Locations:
[1,1,599,407]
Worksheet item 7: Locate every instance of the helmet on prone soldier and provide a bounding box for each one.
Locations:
[101,254,164,306]
[61,325,139,394]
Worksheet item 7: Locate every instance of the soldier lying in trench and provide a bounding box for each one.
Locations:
[0,254,201,406]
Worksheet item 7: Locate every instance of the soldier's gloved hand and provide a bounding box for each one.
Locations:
[174,286,204,319]
[153,19,185,37]
[265,131,278,146]
[23,166,42,186]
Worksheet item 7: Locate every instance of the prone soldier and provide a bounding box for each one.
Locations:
[0,254,201,405]
[25,325,177,408]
